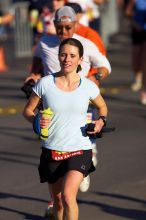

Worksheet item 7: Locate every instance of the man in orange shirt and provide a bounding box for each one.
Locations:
[65,2,106,55]
[76,22,106,55]
[66,2,106,80]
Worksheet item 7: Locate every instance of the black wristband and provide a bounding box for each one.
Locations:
[98,116,107,126]
[95,72,103,81]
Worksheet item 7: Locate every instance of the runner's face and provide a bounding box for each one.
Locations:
[59,44,83,74]
[55,22,75,41]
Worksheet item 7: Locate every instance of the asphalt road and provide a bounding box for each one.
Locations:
[0,21,146,220]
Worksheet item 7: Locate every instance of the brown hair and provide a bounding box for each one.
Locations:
[59,38,83,72]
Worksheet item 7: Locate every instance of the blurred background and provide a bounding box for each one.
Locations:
[0,0,124,62]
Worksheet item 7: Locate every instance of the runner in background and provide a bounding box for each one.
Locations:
[25,6,110,85]
[0,5,14,72]
[0,12,14,25]
[36,0,67,36]
[125,0,146,104]
[28,0,46,46]
[67,0,106,34]
[67,0,91,26]
[88,0,105,34]
[66,2,106,57]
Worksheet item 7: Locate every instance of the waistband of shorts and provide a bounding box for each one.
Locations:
[41,147,92,153]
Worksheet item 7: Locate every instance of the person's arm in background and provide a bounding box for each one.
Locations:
[125,0,135,17]
[86,35,111,86]
[87,93,108,134]
[24,56,43,83]
[88,48,111,86]
[78,26,109,86]
[83,26,107,86]
[22,38,44,100]
[24,38,44,83]
[0,12,14,25]
[88,66,109,87]
[93,0,108,5]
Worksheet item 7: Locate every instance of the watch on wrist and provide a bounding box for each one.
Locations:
[95,72,103,81]
[98,116,107,126]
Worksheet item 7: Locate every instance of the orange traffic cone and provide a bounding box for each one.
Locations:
[0,47,8,72]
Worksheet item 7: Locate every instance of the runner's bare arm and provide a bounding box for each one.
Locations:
[23,92,40,123]
[88,94,108,133]
[25,57,44,83]
[88,66,109,87]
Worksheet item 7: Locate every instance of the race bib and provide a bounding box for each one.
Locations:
[51,150,83,161]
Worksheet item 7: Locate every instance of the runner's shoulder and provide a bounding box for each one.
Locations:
[39,34,59,47]
[73,33,99,50]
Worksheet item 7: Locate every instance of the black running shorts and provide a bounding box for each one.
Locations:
[131,28,146,45]
[38,147,95,184]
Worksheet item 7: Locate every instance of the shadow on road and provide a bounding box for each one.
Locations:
[0,192,47,219]
[94,191,146,206]
[78,191,146,220]
[0,206,45,220]
[0,126,36,141]
[0,192,46,203]
[104,94,140,106]
[0,151,38,166]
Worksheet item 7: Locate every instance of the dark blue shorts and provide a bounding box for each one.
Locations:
[38,148,95,184]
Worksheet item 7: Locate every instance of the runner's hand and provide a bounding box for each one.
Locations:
[87,120,104,134]
[25,73,41,83]
[40,116,51,128]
